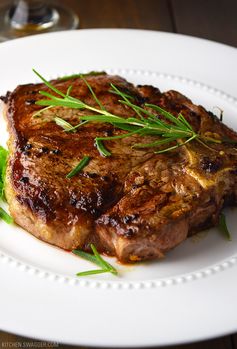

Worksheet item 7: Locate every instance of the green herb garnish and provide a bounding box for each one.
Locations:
[54,117,75,132]
[33,69,222,156]
[218,213,231,241]
[0,146,8,199]
[66,156,90,179]
[0,146,13,224]
[73,244,118,276]
[0,207,13,224]
[59,71,106,81]
[95,138,112,157]
[33,69,224,156]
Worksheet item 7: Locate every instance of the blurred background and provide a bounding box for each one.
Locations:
[0,0,236,46]
[0,0,237,348]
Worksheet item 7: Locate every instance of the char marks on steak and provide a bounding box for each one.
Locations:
[3,72,237,262]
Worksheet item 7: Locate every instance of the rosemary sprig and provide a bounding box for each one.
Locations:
[66,156,91,179]
[33,69,221,156]
[73,244,118,276]
[218,213,231,241]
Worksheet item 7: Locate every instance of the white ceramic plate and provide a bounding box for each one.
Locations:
[0,29,237,347]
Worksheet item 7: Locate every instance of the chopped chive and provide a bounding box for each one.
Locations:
[66,156,90,179]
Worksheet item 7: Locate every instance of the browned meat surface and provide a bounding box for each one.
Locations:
[3,73,237,262]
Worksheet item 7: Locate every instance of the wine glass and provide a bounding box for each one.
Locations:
[0,0,79,42]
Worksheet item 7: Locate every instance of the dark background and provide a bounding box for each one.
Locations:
[0,0,237,348]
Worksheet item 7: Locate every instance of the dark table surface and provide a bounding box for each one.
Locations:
[0,0,237,348]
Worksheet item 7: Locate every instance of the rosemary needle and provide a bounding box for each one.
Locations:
[59,71,106,81]
[0,207,13,224]
[54,117,75,132]
[76,269,109,276]
[73,244,118,276]
[218,213,231,241]
[95,139,111,157]
[66,156,90,179]
[0,146,8,199]
[0,146,13,224]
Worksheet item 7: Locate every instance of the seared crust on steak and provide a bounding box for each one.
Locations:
[3,73,237,262]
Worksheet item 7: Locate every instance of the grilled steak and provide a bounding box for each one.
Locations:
[2,73,237,262]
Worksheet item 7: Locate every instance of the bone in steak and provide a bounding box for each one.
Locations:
[3,72,237,262]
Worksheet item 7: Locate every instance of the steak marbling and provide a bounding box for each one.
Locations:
[3,73,237,262]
